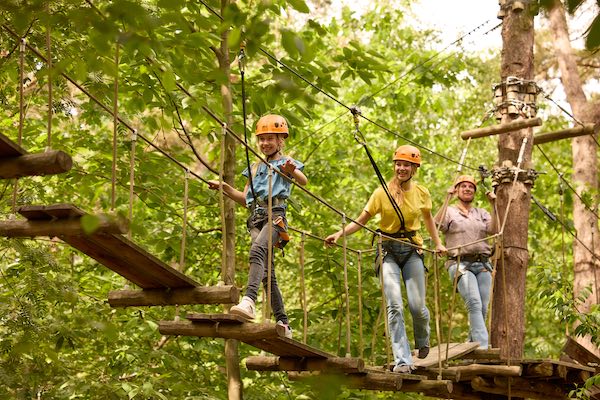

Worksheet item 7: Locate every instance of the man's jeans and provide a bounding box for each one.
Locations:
[380,241,430,367]
[448,261,492,349]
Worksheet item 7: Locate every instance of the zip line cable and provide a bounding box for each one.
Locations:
[536,145,600,221]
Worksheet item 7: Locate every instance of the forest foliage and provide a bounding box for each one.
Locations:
[0,0,598,399]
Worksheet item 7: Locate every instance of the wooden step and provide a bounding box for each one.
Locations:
[0,132,72,178]
[18,204,199,290]
[413,342,480,368]
[159,314,335,359]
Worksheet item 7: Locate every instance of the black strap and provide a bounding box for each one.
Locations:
[351,108,406,230]
[239,45,259,205]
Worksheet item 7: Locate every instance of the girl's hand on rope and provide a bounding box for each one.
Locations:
[207,180,229,191]
[485,190,497,202]
[280,159,297,177]
[447,186,457,197]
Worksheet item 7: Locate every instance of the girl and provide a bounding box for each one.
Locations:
[208,114,307,338]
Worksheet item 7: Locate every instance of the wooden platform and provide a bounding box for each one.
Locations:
[0,132,72,178]
[413,342,480,367]
[160,313,334,359]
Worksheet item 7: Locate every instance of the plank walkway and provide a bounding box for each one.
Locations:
[15,204,238,306]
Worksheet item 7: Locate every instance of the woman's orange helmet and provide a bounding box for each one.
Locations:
[455,175,477,190]
[393,145,421,166]
[255,114,289,138]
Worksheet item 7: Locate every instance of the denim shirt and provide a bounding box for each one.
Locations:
[242,157,304,207]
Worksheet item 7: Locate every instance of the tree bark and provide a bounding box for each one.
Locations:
[491,1,535,360]
[548,0,600,358]
[217,0,243,398]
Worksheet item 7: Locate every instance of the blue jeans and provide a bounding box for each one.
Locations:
[245,207,288,324]
[448,261,492,349]
[379,241,430,367]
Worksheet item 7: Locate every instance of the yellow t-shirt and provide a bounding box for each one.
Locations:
[364,183,432,245]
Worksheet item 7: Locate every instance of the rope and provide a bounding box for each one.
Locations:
[239,43,259,204]
[445,254,461,364]
[13,37,26,214]
[536,145,600,221]
[111,43,119,211]
[219,123,227,280]
[487,235,501,349]
[45,8,52,149]
[357,250,364,359]
[299,232,308,344]
[499,137,528,234]
[377,234,391,369]
[341,213,352,357]
[432,252,443,379]
[179,169,189,271]
[127,130,137,240]
[266,167,273,322]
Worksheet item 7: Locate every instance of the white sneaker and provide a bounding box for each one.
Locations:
[393,364,413,374]
[230,296,255,320]
[276,320,293,339]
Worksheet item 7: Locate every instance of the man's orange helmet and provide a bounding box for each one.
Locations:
[393,145,421,166]
[255,114,289,138]
[455,175,477,190]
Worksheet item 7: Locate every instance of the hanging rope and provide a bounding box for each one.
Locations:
[341,213,352,357]
[377,234,391,369]
[111,43,119,211]
[432,251,443,379]
[179,169,189,271]
[12,37,26,214]
[445,254,462,364]
[45,6,53,150]
[299,232,308,343]
[219,123,227,279]
[265,167,273,322]
[357,250,364,359]
[127,130,137,240]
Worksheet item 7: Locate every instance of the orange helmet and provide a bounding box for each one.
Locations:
[393,145,421,166]
[455,175,477,190]
[255,114,289,138]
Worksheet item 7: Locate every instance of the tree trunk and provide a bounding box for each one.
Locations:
[217,0,243,397]
[491,1,535,360]
[548,0,600,358]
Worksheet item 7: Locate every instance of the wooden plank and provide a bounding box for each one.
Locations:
[159,320,283,341]
[187,313,247,324]
[0,150,72,179]
[441,364,522,382]
[471,376,564,400]
[66,234,198,289]
[247,336,334,358]
[461,348,501,360]
[460,117,542,139]
[108,287,239,307]
[561,336,600,370]
[19,203,86,220]
[414,342,480,367]
[533,124,596,145]
[494,376,568,399]
[18,204,199,290]
[245,356,365,373]
[0,217,127,237]
[0,132,26,157]
[288,371,404,391]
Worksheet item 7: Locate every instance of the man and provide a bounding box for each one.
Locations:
[435,175,496,349]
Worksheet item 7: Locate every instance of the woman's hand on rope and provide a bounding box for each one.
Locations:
[324,232,341,247]
[435,242,448,256]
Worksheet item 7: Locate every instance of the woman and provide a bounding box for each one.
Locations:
[325,145,445,373]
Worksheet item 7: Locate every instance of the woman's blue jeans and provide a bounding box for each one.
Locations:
[245,207,288,324]
[379,241,430,367]
[448,261,492,349]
